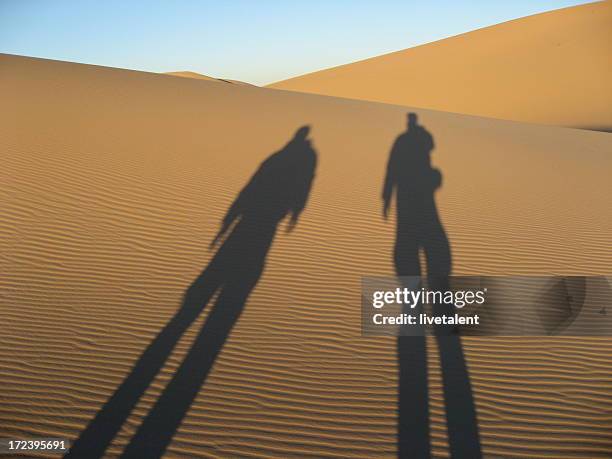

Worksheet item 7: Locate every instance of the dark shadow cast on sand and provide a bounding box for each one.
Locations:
[66,126,317,459]
[383,113,482,458]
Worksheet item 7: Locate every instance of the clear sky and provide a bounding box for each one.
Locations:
[0,0,593,85]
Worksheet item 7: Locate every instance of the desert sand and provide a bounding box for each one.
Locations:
[165,71,221,81]
[1,52,611,458]
[165,71,253,86]
[269,2,612,130]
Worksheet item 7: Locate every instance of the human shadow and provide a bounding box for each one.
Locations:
[65,126,317,459]
[382,113,481,458]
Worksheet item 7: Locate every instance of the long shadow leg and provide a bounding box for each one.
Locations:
[397,335,430,458]
[437,335,481,458]
[65,268,222,459]
[121,275,257,459]
[396,242,431,458]
[427,234,481,459]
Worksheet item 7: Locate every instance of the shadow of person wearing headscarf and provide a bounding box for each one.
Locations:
[383,113,481,458]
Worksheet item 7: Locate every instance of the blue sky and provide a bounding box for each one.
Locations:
[0,0,593,85]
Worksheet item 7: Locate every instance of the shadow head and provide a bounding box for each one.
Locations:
[293,125,311,142]
[407,112,418,129]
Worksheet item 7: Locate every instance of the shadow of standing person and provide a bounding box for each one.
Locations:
[65,126,317,459]
[383,113,481,458]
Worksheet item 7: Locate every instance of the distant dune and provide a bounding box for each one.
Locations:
[165,71,254,86]
[270,2,612,130]
[2,54,612,457]
[165,71,219,81]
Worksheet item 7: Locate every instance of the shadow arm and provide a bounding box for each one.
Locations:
[382,139,400,217]
[211,164,264,246]
[289,153,317,229]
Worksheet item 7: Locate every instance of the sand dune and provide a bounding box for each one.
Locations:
[165,71,220,81]
[1,53,612,458]
[165,71,254,86]
[270,2,612,130]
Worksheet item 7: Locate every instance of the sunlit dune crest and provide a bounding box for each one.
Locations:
[165,71,254,86]
[270,2,612,130]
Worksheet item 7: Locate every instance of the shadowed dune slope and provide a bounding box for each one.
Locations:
[269,2,612,130]
[1,54,612,458]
